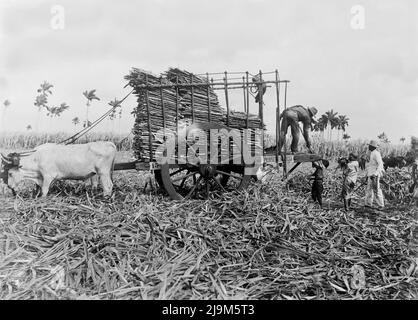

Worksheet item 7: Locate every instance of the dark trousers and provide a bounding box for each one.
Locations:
[279,117,312,153]
[311,179,323,206]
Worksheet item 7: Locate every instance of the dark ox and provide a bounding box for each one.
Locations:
[382,156,407,171]
[1,141,116,197]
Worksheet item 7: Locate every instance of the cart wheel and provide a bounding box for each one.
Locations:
[160,164,251,200]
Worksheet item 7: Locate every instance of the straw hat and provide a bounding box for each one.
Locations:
[308,107,318,117]
[368,140,379,148]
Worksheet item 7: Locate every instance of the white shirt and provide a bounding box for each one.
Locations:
[366,149,385,177]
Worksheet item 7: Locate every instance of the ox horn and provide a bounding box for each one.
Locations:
[1,153,12,164]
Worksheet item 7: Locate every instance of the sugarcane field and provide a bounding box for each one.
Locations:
[1,0,418,304]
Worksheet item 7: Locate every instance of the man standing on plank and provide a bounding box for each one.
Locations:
[278,105,318,154]
[364,140,385,210]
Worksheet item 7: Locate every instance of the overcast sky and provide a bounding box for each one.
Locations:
[0,0,417,142]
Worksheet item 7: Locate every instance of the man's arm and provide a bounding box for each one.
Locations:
[302,121,313,151]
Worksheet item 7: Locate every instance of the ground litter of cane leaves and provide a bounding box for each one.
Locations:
[0,157,417,300]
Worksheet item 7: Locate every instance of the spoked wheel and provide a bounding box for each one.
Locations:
[159,164,251,200]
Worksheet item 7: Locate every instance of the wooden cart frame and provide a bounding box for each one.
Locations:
[115,70,321,200]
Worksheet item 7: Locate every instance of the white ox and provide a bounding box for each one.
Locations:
[1,141,116,197]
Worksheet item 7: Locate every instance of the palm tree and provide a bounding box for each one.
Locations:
[337,115,349,140]
[72,117,80,126]
[34,94,48,110]
[378,132,390,144]
[83,89,100,128]
[108,98,122,132]
[314,114,329,140]
[335,117,341,141]
[400,137,406,144]
[343,133,351,142]
[34,81,53,132]
[26,125,32,131]
[46,103,70,118]
[324,109,339,141]
[38,81,54,95]
[43,102,69,134]
[313,116,326,140]
[72,117,80,133]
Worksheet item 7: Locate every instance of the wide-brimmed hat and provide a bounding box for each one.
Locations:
[368,140,379,148]
[308,107,318,117]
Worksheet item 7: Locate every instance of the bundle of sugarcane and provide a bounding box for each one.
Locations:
[165,68,226,124]
[126,68,183,161]
[225,110,263,129]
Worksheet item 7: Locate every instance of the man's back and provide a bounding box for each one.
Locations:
[279,105,316,153]
[367,149,384,177]
[284,105,311,124]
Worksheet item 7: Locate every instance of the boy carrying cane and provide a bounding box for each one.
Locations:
[311,159,330,208]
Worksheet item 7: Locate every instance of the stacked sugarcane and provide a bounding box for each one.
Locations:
[226,110,262,129]
[126,67,264,162]
[165,68,226,124]
[126,68,183,161]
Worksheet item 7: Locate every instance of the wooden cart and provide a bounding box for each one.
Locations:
[115,69,322,200]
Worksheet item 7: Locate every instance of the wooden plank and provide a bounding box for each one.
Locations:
[265,155,293,164]
[135,162,151,171]
[293,153,322,163]
[126,80,290,89]
[114,162,138,171]
[264,153,322,164]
